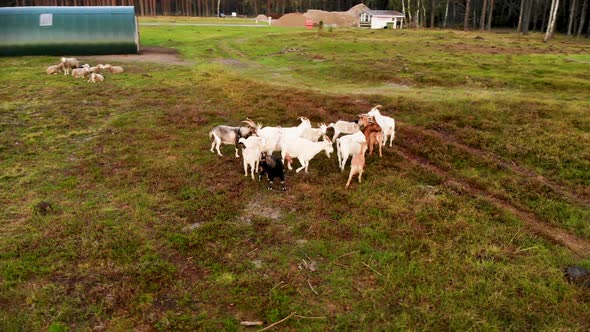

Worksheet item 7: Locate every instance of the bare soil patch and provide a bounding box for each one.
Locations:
[239,197,283,223]
[87,46,191,66]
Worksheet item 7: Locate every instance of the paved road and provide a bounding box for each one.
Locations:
[140,22,270,27]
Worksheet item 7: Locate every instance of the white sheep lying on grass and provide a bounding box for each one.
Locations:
[72,64,90,78]
[88,73,104,83]
[103,64,124,74]
[46,63,64,75]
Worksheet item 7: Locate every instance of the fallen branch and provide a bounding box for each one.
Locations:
[241,321,264,326]
[307,279,319,295]
[294,314,327,319]
[257,312,296,331]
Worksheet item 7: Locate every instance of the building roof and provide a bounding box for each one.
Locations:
[0,6,135,15]
[363,10,405,17]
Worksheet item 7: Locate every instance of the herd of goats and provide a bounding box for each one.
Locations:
[46,57,124,83]
[209,105,396,190]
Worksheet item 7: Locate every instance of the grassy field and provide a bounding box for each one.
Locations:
[1,20,590,331]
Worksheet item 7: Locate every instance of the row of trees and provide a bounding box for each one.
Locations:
[5,0,590,39]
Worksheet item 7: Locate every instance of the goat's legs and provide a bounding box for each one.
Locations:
[340,154,349,171]
[281,152,293,171]
[243,159,248,176]
[377,133,383,157]
[303,161,310,173]
[295,159,306,173]
[211,135,223,156]
[295,165,305,173]
[234,147,240,158]
[345,171,354,189]
[389,127,395,147]
[332,130,340,142]
[210,140,216,153]
[358,169,363,183]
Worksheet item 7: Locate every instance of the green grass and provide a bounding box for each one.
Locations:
[1,25,590,331]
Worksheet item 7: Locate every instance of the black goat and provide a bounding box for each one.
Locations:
[259,152,286,191]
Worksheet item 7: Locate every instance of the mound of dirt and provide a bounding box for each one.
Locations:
[272,12,307,27]
[255,14,268,21]
[271,4,371,27]
[347,3,371,16]
[303,9,358,27]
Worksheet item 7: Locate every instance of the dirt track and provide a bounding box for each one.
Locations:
[394,126,590,258]
[87,46,191,66]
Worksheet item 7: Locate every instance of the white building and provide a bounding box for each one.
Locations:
[359,10,405,29]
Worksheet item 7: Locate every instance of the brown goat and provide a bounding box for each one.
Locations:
[360,119,383,157]
[346,142,368,189]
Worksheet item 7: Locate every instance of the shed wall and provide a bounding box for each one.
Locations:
[0,6,139,56]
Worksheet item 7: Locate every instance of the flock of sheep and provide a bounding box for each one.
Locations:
[46,57,124,83]
[209,105,396,189]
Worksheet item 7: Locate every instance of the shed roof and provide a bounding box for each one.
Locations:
[0,6,135,15]
[363,10,405,17]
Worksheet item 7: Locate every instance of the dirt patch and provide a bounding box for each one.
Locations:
[239,198,282,223]
[87,46,191,66]
[214,58,251,68]
[303,9,358,27]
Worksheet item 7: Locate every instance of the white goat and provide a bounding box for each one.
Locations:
[280,136,334,173]
[72,64,90,78]
[60,57,79,75]
[46,63,63,75]
[301,123,328,142]
[238,136,265,180]
[327,120,360,142]
[346,142,368,189]
[336,132,366,171]
[209,119,259,157]
[367,105,396,147]
[88,73,104,83]
[257,117,311,154]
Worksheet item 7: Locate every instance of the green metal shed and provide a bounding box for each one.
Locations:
[0,6,139,56]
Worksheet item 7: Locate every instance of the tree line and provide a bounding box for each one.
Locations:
[5,0,589,39]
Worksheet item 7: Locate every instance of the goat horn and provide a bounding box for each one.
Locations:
[374,105,382,109]
[241,118,256,127]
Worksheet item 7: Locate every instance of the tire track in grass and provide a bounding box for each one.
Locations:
[400,124,590,207]
[395,146,590,258]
